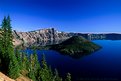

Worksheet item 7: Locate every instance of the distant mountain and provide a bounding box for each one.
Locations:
[50,36,101,58]
[69,33,121,40]
[12,28,121,46]
[12,28,71,46]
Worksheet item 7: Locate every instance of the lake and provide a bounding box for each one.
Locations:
[25,40,121,80]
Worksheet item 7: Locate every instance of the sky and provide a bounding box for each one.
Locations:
[0,0,121,33]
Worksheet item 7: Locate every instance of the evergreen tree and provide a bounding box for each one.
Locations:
[6,16,20,79]
[21,51,29,71]
[28,52,41,81]
[65,73,71,81]
[41,54,48,69]
[0,16,71,81]
[0,16,20,79]
[28,63,36,81]
[0,16,11,72]
[54,69,62,81]
[8,54,20,79]
[1,16,8,58]
[15,48,22,70]
[33,52,41,81]
[39,54,55,81]
[6,15,13,49]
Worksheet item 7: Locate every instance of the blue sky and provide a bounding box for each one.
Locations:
[0,0,121,32]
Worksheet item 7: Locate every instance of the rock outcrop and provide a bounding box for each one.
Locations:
[12,28,121,46]
[13,28,71,46]
[0,72,32,81]
[0,72,15,81]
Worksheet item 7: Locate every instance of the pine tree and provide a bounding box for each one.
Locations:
[28,51,41,81]
[54,69,62,81]
[21,51,29,71]
[28,65,36,81]
[40,54,54,81]
[0,16,70,81]
[15,48,22,70]
[0,16,11,72]
[33,51,41,81]
[1,16,8,58]
[6,16,20,79]
[65,73,71,81]
[41,54,48,69]
[8,54,20,79]
[0,16,20,79]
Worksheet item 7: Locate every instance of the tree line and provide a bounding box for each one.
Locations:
[0,16,71,81]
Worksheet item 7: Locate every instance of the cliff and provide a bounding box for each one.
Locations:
[13,28,71,46]
[12,28,121,46]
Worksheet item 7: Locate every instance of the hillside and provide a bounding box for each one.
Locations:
[0,72,32,81]
[13,28,71,46]
[50,36,101,57]
[0,72,15,81]
[12,28,121,47]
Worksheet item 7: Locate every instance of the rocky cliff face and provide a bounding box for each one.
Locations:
[13,28,121,46]
[13,28,71,46]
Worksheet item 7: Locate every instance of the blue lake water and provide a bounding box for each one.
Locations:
[25,40,121,80]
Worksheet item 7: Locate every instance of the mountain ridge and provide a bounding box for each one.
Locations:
[13,28,71,46]
[12,28,121,46]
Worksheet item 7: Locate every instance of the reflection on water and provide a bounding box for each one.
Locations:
[28,40,65,47]
[22,35,121,47]
[25,40,121,80]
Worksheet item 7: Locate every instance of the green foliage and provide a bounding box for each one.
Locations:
[0,16,8,58]
[22,52,29,70]
[54,69,62,81]
[41,54,48,69]
[27,52,41,81]
[28,69,36,81]
[65,73,71,81]
[14,48,65,81]
[8,55,20,79]
[0,16,71,81]
[39,54,53,81]
[50,36,101,58]
[0,16,20,79]
[15,48,22,70]
[33,52,41,80]
[36,54,64,81]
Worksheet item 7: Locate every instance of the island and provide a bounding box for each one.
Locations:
[49,36,101,57]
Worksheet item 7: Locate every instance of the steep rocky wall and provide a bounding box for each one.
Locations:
[13,28,71,46]
[13,28,121,46]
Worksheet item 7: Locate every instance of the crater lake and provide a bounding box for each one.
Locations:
[25,40,121,81]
